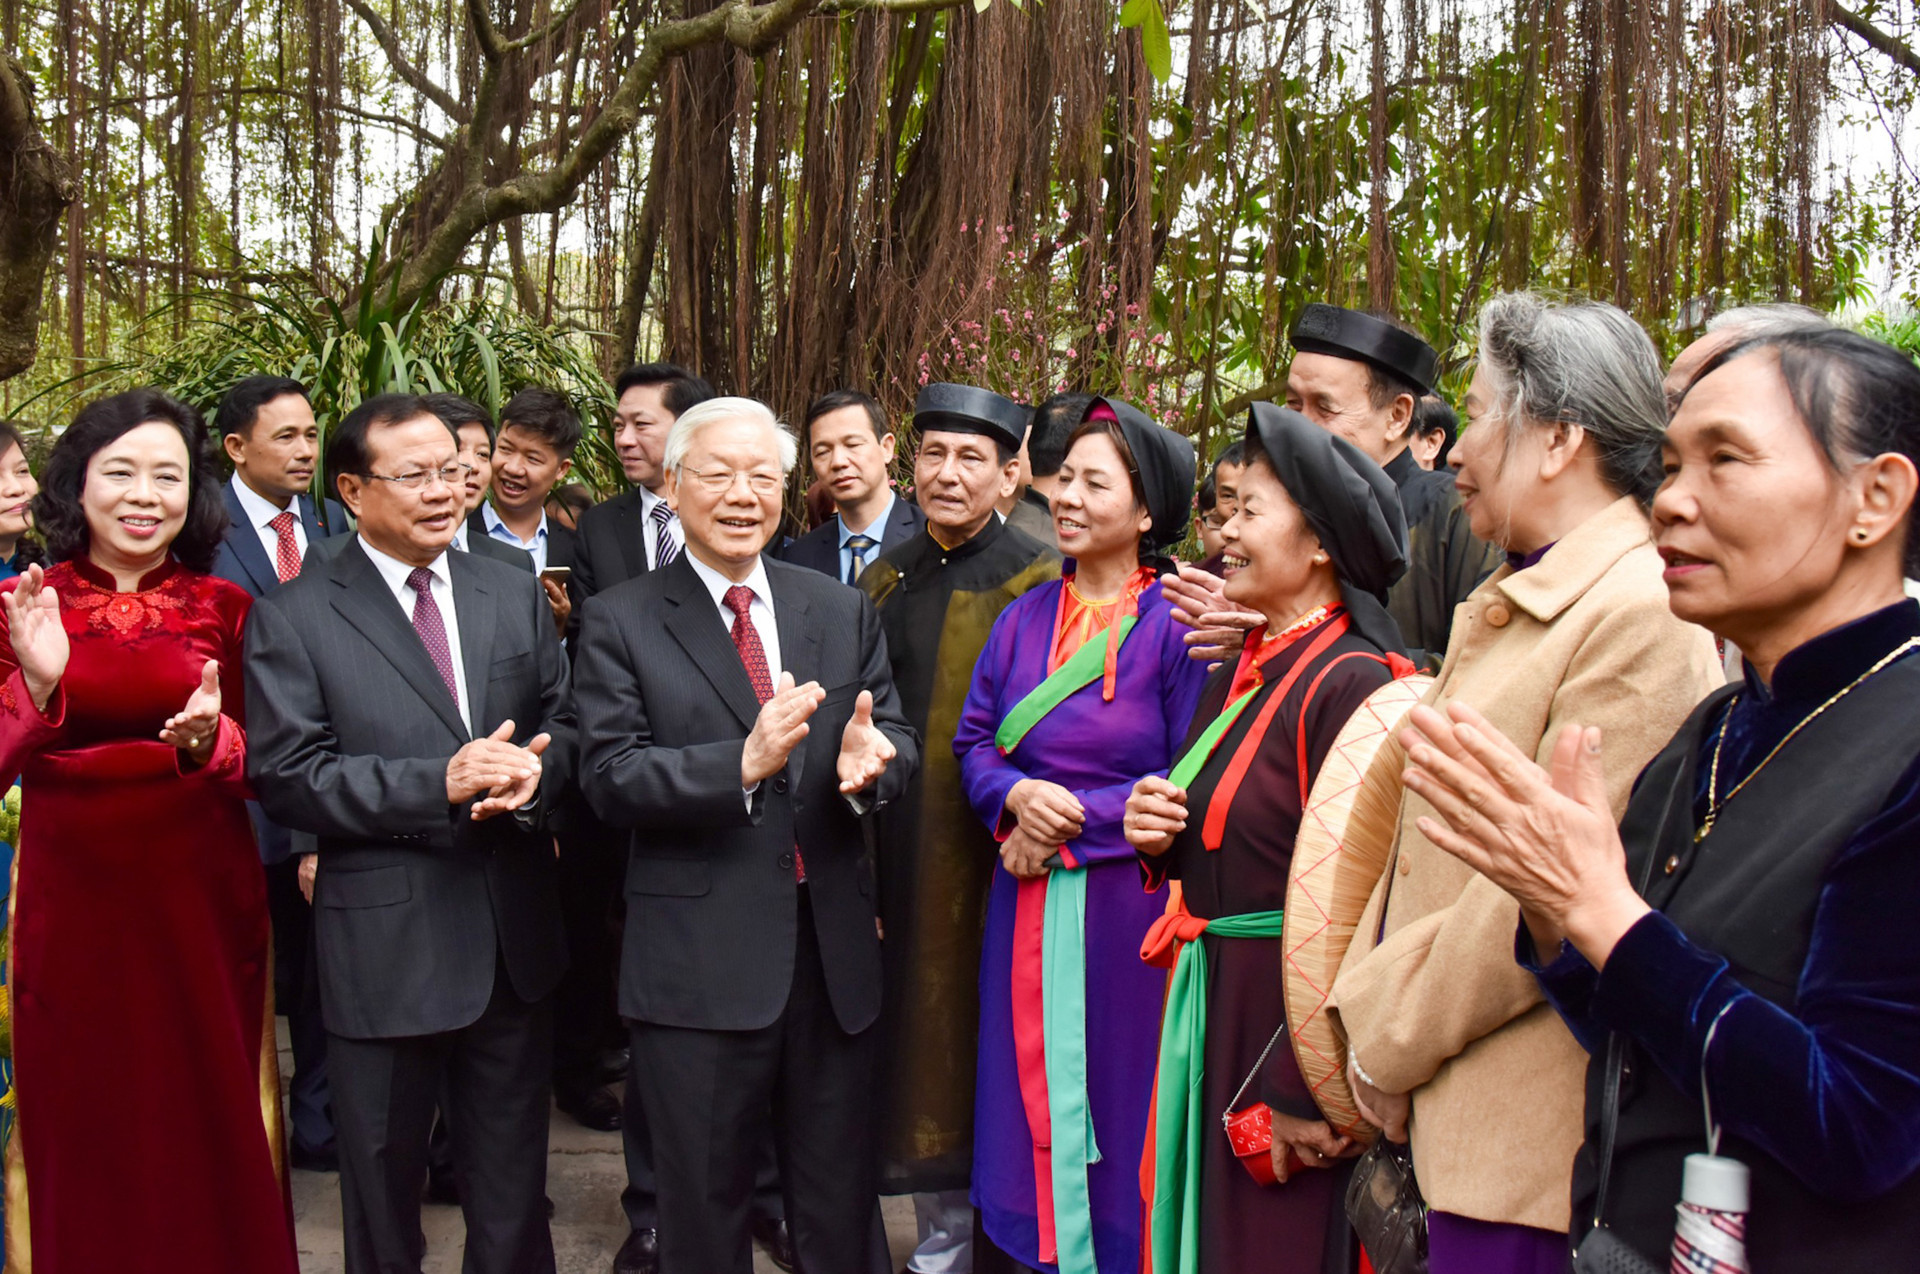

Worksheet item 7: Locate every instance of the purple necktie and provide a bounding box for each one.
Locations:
[406,567,462,707]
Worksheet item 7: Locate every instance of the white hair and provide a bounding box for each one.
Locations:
[1705,302,1832,338]
[663,396,798,477]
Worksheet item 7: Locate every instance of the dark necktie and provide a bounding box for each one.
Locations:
[845,533,877,586]
[269,511,301,584]
[406,567,462,709]
[652,501,679,570]
[724,584,803,881]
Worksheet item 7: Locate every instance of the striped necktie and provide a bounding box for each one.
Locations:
[845,533,877,586]
[652,500,679,570]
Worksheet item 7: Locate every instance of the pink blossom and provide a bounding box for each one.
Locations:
[1127,303,1140,316]
[1153,332,1168,345]
[959,220,970,232]
[1096,321,1109,334]
[1065,348,1078,358]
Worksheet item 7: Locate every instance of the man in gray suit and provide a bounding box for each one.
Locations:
[245,393,574,1274]
[574,396,917,1274]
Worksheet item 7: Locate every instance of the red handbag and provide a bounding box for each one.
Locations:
[1222,1023,1304,1186]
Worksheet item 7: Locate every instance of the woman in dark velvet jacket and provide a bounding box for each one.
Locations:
[1393,326,1920,1271]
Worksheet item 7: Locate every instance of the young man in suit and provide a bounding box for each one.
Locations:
[477,386,579,637]
[781,389,924,583]
[209,373,345,1172]
[574,396,918,1274]
[244,394,574,1274]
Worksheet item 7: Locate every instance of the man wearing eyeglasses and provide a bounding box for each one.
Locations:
[245,393,575,1274]
[574,396,918,1274]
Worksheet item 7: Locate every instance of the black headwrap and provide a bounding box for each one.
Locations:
[913,383,1028,455]
[1083,397,1196,554]
[1289,303,1440,397]
[1244,402,1411,654]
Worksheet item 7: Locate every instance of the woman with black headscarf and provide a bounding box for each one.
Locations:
[955,399,1205,1274]
[1125,404,1416,1274]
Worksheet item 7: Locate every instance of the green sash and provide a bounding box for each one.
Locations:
[1042,865,1101,1272]
[1166,687,1260,790]
[1146,908,1288,1274]
[993,617,1140,755]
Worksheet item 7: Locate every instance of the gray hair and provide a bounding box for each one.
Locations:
[1705,302,1832,337]
[1475,292,1669,504]
[663,397,799,477]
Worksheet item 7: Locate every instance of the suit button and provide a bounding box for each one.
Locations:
[1398,856,1411,876]
[773,777,789,794]
[1664,855,1681,875]
[778,851,795,871]
[1485,603,1511,628]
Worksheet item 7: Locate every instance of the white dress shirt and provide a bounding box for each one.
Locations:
[482,502,550,572]
[639,486,682,567]
[448,519,471,553]
[231,476,308,574]
[359,536,473,736]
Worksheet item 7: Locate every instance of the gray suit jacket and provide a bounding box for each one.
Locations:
[304,527,534,573]
[244,539,575,1039]
[573,553,919,1035]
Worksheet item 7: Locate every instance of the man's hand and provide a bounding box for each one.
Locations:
[446,719,542,805]
[1006,779,1085,843]
[1123,776,1188,856]
[541,576,571,640]
[836,690,897,795]
[5,564,69,711]
[298,853,318,904]
[1161,564,1264,665]
[742,672,825,788]
[1000,826,1056,879]
[470,732,553,821]
[1269,1110,1357,1184]
[159,659,223,764]
[1349,1053,1411,1144]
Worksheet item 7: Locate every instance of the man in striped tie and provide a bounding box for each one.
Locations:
[779,389,924,583]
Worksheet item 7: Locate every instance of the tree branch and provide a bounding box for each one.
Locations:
[1833,3,1920,76]
[814,0,964,13]
[343,0,472,122]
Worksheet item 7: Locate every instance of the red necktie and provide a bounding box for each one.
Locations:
[724,585,803,882]
[269,511,301,584]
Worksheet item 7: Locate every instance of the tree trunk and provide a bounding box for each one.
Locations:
[0,53,73,382]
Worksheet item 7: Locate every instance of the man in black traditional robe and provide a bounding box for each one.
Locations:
[1284,303,1498,667]
[860,383,1062,1274]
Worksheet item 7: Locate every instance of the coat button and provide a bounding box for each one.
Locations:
[773,777,789,794]
[1398,856,1411,876]
[1664,854,1680,875]
[778,851,795,870]
[1485,603,1512,628]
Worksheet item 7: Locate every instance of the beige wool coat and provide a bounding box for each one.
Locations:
[1329,497,1724,1232]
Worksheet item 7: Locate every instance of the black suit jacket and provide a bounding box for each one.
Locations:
[573,554,919,1035]
[571,486,657,601]
[778,495,925,581]
[243,540,575,1040]
[211,482,346,865]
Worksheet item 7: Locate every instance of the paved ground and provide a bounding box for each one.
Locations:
[283,1027,918,1273]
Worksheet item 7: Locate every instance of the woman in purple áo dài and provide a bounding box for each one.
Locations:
[956,398,1203,1273]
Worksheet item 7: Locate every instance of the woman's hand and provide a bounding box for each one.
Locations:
[1348,1054,1411,1144]
[1269,1110,1356,1184]
[4,564,68,711]
[1000,826,1056,879]
[1398,700,1651,968]
[159,660,222,765]
[1124,776,1188,856]
[1007,778,1086,843]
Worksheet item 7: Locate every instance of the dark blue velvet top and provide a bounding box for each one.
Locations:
[1525,599,1920,1197]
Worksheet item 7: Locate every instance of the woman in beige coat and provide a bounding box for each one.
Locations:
[1329,293,1724,1272]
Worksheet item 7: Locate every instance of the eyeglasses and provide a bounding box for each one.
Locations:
[684,467,783,496]
[365,466,463,490]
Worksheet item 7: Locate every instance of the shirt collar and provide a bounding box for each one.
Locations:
[839,490,896,546]
[358,534,452,593]
[231,474,296,530]
[684,550,774,615]
[1492,497,1653,623]
[481,501,548,544]
[1744,598,1920,709]
[1383,447,1418,489]
[639,486,668,516]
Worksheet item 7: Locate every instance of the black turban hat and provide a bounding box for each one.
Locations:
[1245,402,1411,651]
[913,383,1028,455]
[1289,303,1440,397]
[1083,397,1196,554]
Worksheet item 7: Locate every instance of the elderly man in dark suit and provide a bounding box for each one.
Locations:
[575,396,918,1274]
[781,389,924,582]
[245,393,574,1274]
[208,373,346,1172]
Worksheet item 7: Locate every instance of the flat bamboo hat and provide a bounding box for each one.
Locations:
[1283,673,1433,1140]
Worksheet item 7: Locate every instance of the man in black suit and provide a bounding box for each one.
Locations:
[245,394,574,1274]
[571,363,715,609]
[575,396,917,1274]
[781,389,924,582]
[474,386,579,638]
[208,373,346,1173]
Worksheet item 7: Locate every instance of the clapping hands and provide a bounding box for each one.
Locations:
[4,564,68,711]
[159,660,223,763]
[447,719,551,820]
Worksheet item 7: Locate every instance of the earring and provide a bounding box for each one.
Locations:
[1312,552,1329,564]
[1854,527,1872,543]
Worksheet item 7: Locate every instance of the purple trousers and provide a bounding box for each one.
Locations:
[1427,1210,1569,1274]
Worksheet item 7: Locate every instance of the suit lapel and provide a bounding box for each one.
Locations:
[328,542,470,741]
[450,553,497,731]
[882,497,918,554]
[770,563,821,793]
[222,484,280,595]
[298,493,329,543]
[661,557,763,732]
[617,491,652,581]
